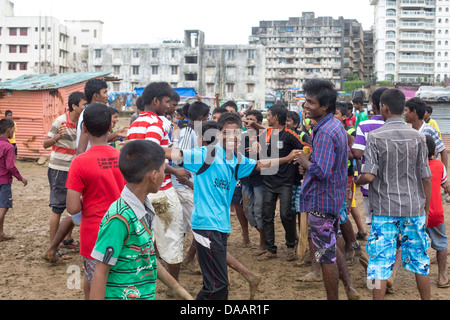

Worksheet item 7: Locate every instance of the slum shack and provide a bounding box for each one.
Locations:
[0,71,111,159]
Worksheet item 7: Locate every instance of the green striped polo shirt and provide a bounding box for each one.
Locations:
[91,186,157,300]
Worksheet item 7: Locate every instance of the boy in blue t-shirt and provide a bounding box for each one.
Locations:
[164,112,299,300]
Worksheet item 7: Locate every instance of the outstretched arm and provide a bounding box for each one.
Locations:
[254,149,301,171]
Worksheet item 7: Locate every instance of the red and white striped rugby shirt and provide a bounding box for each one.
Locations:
[127,111,173,190]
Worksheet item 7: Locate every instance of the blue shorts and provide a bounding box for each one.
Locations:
[0,184,12,208]
[366,215,430,281]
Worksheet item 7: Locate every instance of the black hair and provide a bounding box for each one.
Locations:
[352,96,363,105]
[83,103,112,137]
[5,110,12,117]
[109,107,119,116]
[426,105,433,115]
[371,87,389,111]
[425,134,436,160]
[286,110,300,127]
[380,89,406,116]
[405,97,426,120]
[302,79,338,114]
[269,103,288,126]
[68,92,87,112]
[84,78,108,104]
[212,106,228,115]
[246,110,263,124]
[119,140,165,183]
[136,96,145,112]
[222,100,238,112]
[217,112,242,130]
[201,120,220,145]
[188,101,210,121]
[170,90,180,102]
[141,82,173,107]
[0,118,15,134]
[335,102,349,117]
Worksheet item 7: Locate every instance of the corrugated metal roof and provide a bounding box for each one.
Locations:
[0,71,111,91]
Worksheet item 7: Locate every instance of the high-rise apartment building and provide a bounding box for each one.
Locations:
[249,12,372,90]
[371,0,450,83]
[89,30,266,109]
[0,0,103,81]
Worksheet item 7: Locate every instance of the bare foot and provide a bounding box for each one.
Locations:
[345,287,361,300]
[0,233,14,242]
[248,274,262,299]
[296,272,322,282]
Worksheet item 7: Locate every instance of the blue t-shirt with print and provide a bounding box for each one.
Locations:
[181,145,257,233]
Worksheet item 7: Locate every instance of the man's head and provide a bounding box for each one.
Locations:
[222,101,238,114]
[379,89,406,121]
[109,107,120,129]
[425,105,433,122]
[119,140,166,193]
[83,103,112,137]
[425,133,436,160]
[286,110,300,131]
[404,97,426,123]
[267,103,287,127]
[84,78,108,104]
[334,102,349,124]
[211,107,228,122]
[188,101,210,122]
[0,118,15,139]
[245,110,263,130]
[167,90,180,116]
[201,120,221,146]
[4,110,13,120]
[136,96,145,113]
[302,79,338,122]
[217,112,242,151]
[370,87,389,115]
[68,92,87,114]
[141,82,173,116]
[352,96,364,112]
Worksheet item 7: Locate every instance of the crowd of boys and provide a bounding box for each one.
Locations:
[0,77,449,301]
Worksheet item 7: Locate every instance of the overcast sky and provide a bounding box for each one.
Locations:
[12,0,374,45]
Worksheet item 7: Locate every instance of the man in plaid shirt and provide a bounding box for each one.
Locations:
[296,79,350,300]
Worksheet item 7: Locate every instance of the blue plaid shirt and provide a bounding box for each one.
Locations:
[299,113,348,216]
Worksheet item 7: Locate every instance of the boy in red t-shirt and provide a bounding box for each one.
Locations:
[425,134,450,288]
[66,103,126,299]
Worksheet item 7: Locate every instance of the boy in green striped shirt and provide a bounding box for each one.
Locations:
[90,140,193,300]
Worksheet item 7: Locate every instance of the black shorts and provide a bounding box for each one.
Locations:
[0,184,12,208]
[47,168,68,214]
[231,180,243,205]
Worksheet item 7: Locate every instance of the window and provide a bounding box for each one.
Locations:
[9,28,17,36]
[185,56,198,64]
[20,45,27,53]
[247,84,255,93]
[8,62,17,70]
[20,28,28,36]
[19,62,27,70]
[132,49,139,58]
[113,49,121,59]
[226,83,234,93]
[94,49,102,59]
[113,65,120,74]
[248,49,255,59]
[171,49,178,58]
[151,66,158,75]
[185,73,197,81]
[152,49,158,58]
[133,66,140,75]
[171,66,178,75]
[248,67,255,75]
[227,49,235,59]
[9,45,17,53]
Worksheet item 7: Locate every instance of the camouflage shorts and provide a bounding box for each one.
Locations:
[308,211,340,264]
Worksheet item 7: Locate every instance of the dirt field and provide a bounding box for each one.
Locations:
[1,158,450,301]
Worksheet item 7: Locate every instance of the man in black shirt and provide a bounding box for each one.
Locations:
[257,104,305,261]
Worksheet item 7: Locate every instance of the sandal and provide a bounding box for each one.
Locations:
[60,238,79,251]
[356,232,368,241]
[257,251,277,261]
[286,250,297,261]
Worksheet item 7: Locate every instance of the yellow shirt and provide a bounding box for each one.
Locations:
[427,118,441,139]
[8,122,16,144]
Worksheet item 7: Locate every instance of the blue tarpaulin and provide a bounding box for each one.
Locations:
[109,92,135,107]
[134,86,197,97]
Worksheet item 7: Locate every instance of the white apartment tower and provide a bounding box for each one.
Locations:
[371,0,450,83]
[0,0,103,81]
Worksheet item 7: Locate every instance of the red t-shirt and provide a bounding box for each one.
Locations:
[346,115,356,128]
[66,145,126,259]
[127,111,172,190]
[428,159,447,228]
